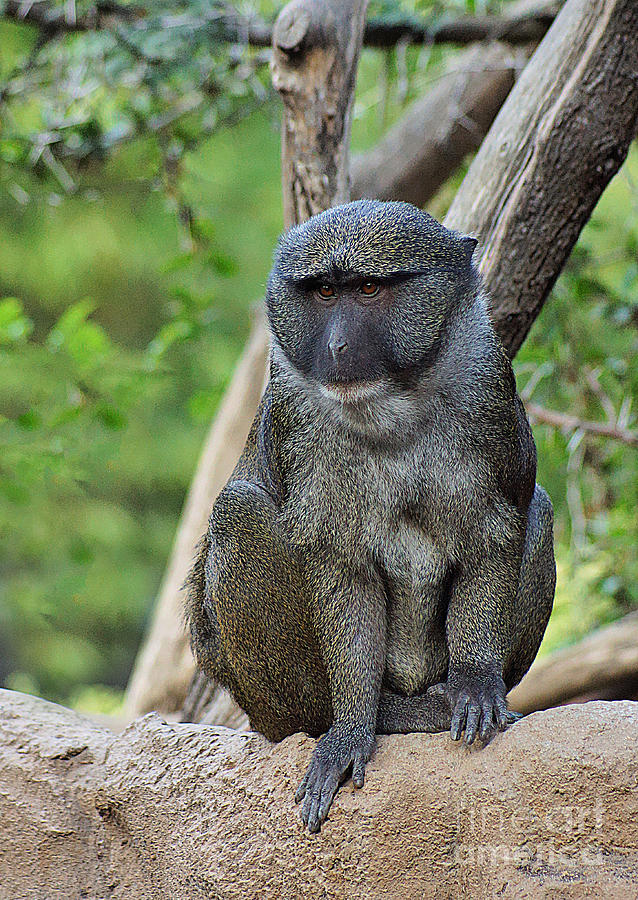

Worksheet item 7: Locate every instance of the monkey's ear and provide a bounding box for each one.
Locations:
[460,235,478,262]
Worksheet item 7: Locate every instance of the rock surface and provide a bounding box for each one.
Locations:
[1,689,637,899]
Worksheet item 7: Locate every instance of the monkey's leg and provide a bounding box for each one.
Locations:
[427,484,555,743]
[296,565,386,833]
[376,690,450,734]
[428,484,555,746]
[189,480,332,743]
[504,483,556,691]
[377,690,522,735]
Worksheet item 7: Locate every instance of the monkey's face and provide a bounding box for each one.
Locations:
[266,200,477,404]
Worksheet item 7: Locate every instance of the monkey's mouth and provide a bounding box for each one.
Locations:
[320,380,384,404]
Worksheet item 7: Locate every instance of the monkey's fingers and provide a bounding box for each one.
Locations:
[306,794,323,834]
[295,770,311,803]
[316,773,341,827]
[450,693,470,741]
[352,753,366,789]
[479,697,496,742]
[494,695,509,731]
[300,763,344,832]
[300,769,323,831]
[463,703,481,745]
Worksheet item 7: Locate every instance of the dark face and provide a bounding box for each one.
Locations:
[266,200,477,399]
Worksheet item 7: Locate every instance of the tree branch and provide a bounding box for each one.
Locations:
[509,612,638,713]
[2,0,143,36]
[526,402,638,447]
[351,0,562,207]
[3,689,638,897]
[271,0,369,226]
[2,0,558,50]
[252,9,559,50]
[445,0,638,357]
[351,42,526,206]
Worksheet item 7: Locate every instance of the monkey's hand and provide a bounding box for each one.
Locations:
[295,724,375,833]
[428,666,519,746]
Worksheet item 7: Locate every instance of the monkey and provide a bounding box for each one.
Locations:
[185,199,556,833]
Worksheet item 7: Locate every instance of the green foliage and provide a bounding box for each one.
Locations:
[0,101,279,701]
[0,0,271,196]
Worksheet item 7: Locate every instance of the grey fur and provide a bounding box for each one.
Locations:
[185,200,556,833]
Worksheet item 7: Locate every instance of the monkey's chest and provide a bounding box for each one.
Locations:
[282,451,450,583]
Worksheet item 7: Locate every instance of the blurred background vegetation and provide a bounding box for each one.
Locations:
[1,0,636,715]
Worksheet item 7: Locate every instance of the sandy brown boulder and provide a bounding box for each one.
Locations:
[0,688,636,899]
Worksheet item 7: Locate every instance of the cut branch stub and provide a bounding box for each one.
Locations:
[273,3,314,52]
[271,0,369,228]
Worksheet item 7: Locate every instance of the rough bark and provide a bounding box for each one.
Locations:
[271,0,369,227]
[445,0,638,357]
[509,611,638,714]
[1,689,637,899]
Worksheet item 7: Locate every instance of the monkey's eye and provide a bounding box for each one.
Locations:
[316,284,335,301]
[359,280,380,298]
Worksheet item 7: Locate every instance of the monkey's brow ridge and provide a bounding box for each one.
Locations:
[286,269,430,287]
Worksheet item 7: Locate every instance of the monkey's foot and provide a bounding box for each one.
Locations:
[295,724,375,833]
[427,667,516,746]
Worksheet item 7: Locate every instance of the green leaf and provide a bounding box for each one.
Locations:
[17,410,42,430]
[0,297,33,344]
[207,249,238,277]
[95,403,127,430]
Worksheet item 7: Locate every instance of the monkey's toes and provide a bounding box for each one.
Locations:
[297,760,342,833]
[429,670,514,746]
[295,725,375,833]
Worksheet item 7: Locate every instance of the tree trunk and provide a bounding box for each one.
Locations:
[445,0,638,356]
[271,0,369,227]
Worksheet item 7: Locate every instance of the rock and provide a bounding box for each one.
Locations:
[0,689,637,898]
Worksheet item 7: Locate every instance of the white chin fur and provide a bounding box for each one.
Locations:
[270,339,419,437]
[319,381,384,404]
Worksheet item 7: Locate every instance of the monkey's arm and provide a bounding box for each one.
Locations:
[430,527,523,745]
[296,564,386,833]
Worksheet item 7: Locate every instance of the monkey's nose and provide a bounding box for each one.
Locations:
[328,339,349,360]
